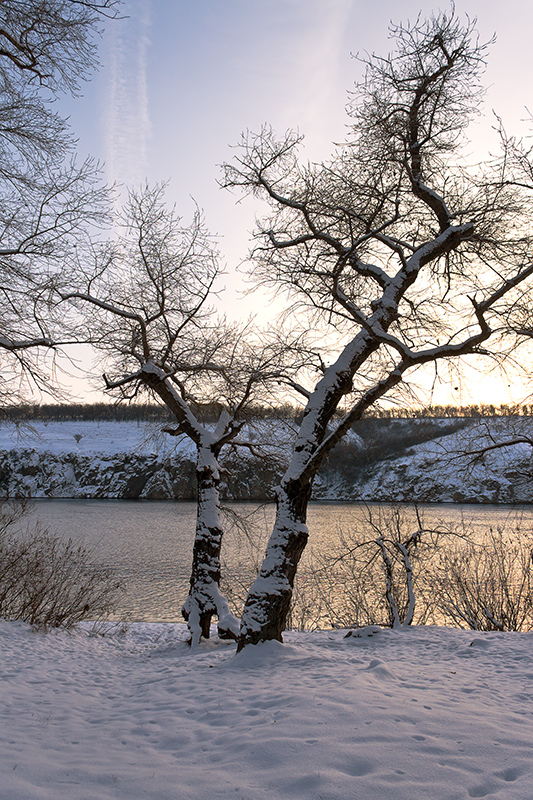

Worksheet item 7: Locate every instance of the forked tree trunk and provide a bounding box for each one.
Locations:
[237,479,312,650]
[181,447,239,646]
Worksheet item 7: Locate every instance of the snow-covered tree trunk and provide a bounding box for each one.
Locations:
[397,541,416,627]
[138,369,241,646]
[237,480,312,649]
[236,339,384,651]
[376,536,401,629]
[181,444,240,647]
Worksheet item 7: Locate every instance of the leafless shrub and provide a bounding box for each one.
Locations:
[0,501,122,629]
[305,509,533,634]
[430,525,533,631]
[223,502,533,635]
[299,506,448,630]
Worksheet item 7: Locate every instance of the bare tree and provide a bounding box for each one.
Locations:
[0,1,117,401]
[307,505,446,631]
[0,1,119,93]
[221,9,533,649]
[63,184,305,645]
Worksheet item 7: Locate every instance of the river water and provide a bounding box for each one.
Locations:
[23,499,533,625]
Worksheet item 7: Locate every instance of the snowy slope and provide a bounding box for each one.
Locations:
[0,419,195,457]
[0,418,298,458]
[1,418,532,502]
[1,620,532,800]
[353,421,533,503]
[0,419,293,500]
[316,419,533,503]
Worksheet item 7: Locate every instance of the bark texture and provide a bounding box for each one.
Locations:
[237,481,311,650]
[181,447,239,646]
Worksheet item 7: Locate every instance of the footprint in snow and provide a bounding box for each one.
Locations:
[468,767,525,797]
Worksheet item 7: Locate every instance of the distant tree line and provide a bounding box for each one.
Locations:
[0,401,303,423]
[0,403,175,423]
[365,404,533,419]
[1,401,532,423]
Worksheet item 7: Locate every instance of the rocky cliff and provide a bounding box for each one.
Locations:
[0,449,284,501]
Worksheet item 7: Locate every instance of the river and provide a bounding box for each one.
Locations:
[22,499,533,625]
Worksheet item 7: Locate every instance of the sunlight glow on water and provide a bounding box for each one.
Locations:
[26,500,533,623]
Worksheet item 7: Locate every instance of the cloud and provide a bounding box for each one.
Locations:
[104,0,152,193]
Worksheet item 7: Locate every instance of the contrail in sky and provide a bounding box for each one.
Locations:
[105,0,151,195]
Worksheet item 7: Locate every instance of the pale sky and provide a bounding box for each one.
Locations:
[55,0,533,406]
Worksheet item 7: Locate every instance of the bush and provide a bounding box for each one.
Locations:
[430,526,533,631]
[304,510,533,633]
[296,505,443,630]
[0,501,122,629]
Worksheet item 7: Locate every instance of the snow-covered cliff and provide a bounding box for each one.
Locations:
[0,418,531,502]
[316,418,533,503]
[0,420,284,500]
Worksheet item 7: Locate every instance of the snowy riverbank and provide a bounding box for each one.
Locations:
[2,620,532,800]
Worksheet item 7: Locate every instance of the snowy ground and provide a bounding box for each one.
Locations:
[0,420,192,457]
[2,621,533,800]
[0,418,299,459]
